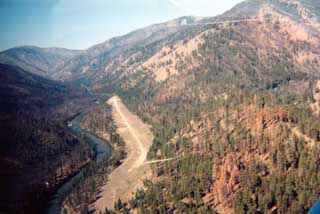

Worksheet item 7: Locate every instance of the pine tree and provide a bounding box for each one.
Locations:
[114,198,123,211]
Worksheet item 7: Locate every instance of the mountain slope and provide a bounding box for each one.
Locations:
[2,0,320,213]
[68,0,320,213]
[0,64,93,214]
[0,46,82,77]
[54,16,204,80]
[300,0,320,19]
[73,0,320,93]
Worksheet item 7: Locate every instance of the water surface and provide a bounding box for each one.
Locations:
[47,114,111,214]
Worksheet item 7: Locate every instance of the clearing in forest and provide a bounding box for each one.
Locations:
[92,96,153,213]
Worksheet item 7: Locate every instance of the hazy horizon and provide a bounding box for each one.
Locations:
[0,0,242,51]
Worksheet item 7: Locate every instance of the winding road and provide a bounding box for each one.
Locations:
[92,96,153,213]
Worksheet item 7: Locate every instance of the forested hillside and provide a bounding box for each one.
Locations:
[2,0,320,213]
[73,0,320,213]
[62,105,127,214]
[0,64,94,214]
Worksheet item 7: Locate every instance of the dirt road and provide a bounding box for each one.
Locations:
[92,96,153,213]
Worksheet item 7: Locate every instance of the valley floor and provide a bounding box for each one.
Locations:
[92,96,153,213]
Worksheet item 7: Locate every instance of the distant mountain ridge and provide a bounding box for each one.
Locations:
[53,16,203,80]
[52,0,320,83]
[0,46,82,77]
[0,16,201,80]
[1,1,319,82]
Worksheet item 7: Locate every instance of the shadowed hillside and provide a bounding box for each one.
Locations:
[0,47,82,77]
[0,64,93,214]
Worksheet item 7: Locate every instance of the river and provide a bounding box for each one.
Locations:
[46,114,111,214]
[310,197,320,214]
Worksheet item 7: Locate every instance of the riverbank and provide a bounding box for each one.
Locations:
[46,114,111,214]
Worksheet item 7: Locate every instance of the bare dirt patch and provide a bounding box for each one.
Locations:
[92,96,153,213]
[310,80,320,115]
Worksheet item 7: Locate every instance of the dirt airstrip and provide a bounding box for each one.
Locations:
[92,96,153,213]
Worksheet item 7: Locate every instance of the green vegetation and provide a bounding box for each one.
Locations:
[63,105,127,213]
[101,154,216,214]
[4,0,320,213]
[0,64,94,214]
[110,16,320,212]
